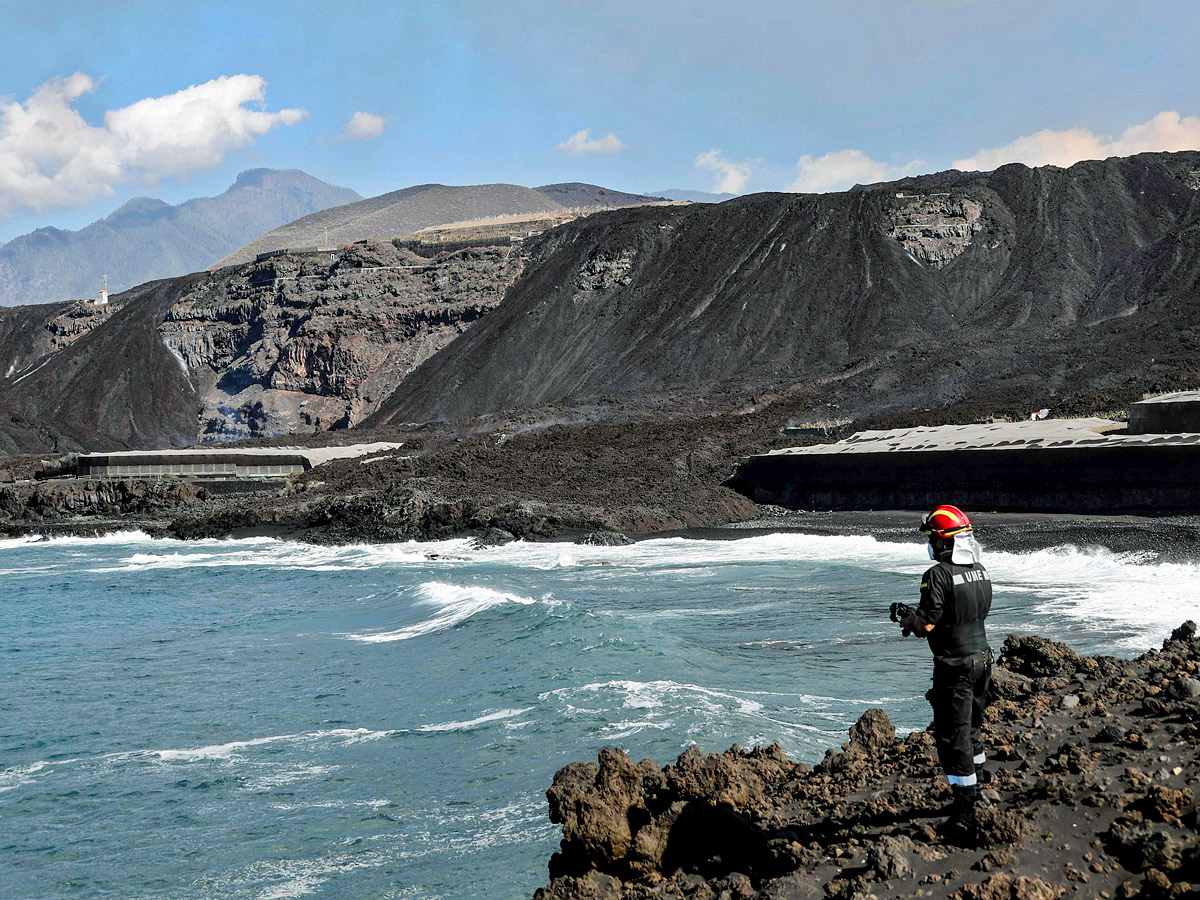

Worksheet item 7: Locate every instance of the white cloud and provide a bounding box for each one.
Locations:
[952,111,1200,171]
[0,73,307,218]
[787,149,923,193]
[342,111,387,142]
[694,148,753,194]
[556,128,627,155]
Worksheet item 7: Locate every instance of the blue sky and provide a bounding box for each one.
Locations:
[1,0,1198,241]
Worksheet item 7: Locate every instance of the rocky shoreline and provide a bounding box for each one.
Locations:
[535,626,1200,900]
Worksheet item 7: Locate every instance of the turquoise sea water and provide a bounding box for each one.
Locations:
[4,531,1199,899]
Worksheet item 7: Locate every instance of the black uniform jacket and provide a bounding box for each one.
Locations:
[918,561,992,660]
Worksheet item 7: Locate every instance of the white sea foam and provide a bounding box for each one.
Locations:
[244,764,337,791]
[15,525,1200,650]
[0,760,48,793]
[539,678,916,747]
[482,532,1200,650]
[343,582,546,642]
[143,727,396,762]
[29,525,1200,651]
[416,708,532,732]
[0,565,58,575]
[200,798,547,898]
[0,530,159,551]
[983,544,1200,644]
[89,539,442,573]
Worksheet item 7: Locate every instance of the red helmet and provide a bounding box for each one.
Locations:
[920,505,973,539]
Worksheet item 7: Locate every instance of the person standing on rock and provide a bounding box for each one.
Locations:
[899,504,993,839]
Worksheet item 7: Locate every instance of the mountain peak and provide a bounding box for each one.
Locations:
[231,168,277,189]
[102,197,173,226]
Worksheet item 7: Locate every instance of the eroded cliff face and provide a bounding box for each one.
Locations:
[160,241,523,440]
[0,240,524,452]
[886,192,984,267]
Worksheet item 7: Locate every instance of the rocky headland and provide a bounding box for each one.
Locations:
[536,625,1200,900]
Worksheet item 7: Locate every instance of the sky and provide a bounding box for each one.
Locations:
[1,0,1198,241]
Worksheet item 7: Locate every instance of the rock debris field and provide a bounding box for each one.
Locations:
[536,624,1200,900]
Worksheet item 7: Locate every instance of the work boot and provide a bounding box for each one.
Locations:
[939,786,980,845]
[976,765,998,805]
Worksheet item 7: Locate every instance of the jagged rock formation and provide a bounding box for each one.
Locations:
[163,240,522,440]
[0,478,208,522]
[887,192,984,267]
[216,182,666,268]
[0,240,523,452]
[0,169,360,306]
[372,150,1200,427]
[536,627,1200,899]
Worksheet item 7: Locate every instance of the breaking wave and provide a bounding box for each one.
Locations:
[343,582,551,642]
[138,728,397,762]
[416,708,532,732]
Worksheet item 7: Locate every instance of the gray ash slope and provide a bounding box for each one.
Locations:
[371,151,1200,427]
[0,169,360,306]
[216,182,667,268]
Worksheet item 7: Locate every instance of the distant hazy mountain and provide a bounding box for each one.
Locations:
[216,182,667,268]
[0,170,360,306]
[652,189,736,203]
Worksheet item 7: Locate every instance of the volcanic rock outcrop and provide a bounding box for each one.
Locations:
[163,240,522,439]
[0,239,523,452]
[886,192,984,267]
[536,627,1200,899]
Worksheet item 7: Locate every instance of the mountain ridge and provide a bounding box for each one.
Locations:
[369,150,1200,426]
[214,182,670,268]
[2,151,1199,455]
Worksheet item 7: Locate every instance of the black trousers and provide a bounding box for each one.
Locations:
[926,653,991,784]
